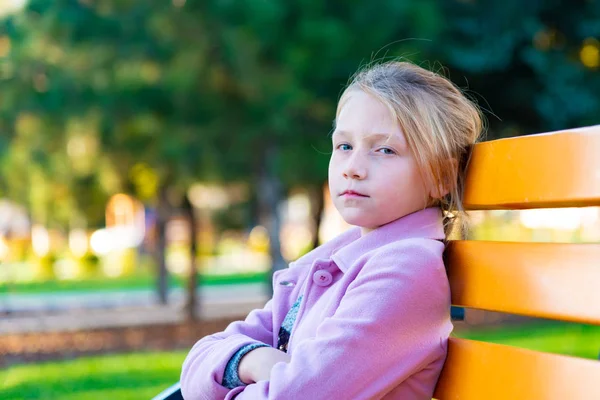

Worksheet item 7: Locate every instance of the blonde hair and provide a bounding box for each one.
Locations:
[336,60,484,239]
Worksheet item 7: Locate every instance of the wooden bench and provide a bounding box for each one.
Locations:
[433,125,600,399]
[155,125,600,399]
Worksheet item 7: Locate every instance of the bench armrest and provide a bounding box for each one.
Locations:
[151,382,182,400]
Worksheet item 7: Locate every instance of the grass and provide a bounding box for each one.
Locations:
[0,351,188,400]
[455,320,600,360]
[0,271,269,295]
[2,322,599,399]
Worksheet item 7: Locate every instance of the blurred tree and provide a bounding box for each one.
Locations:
[1,0,598,310]
[438,0,600,135]
[0,0,218,307]
[189,0,447,286]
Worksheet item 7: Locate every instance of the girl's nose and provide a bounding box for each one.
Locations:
[343,155,367,180]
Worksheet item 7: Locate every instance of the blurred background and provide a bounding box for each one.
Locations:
[0,0,599,398]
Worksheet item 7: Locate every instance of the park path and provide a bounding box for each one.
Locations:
[0,283,266,312]
[0,283,269,334]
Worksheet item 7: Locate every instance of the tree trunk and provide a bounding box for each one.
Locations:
[257,144,286,298]
[155,186,170,305]
[183,195,199,321]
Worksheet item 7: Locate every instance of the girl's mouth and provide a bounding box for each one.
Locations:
[341,190,368,197]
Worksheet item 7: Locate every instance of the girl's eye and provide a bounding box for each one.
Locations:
[336,143,352,151]
[377,147,396,155]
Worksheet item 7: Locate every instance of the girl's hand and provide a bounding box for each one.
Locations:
[238,346,291,384]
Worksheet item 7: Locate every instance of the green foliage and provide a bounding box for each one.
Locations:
[0,0,598,227]
[438,0,600,133]
[30,252,58,281]
[75,251,101,278]
[100,248,138,277]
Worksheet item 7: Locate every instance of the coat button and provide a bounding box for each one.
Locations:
[313,270,333,287]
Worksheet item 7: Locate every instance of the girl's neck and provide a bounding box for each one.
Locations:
[360,226,375,236]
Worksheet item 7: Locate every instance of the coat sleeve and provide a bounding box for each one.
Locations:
[180,297,276,400]
[230,238,452,400]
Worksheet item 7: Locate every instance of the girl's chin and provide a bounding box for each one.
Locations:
[339,212,379,229]
[340,210,408,231]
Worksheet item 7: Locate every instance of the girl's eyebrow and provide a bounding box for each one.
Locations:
[333,130,405,147]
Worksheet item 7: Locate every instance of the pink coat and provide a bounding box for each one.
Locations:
[181,207,453,399]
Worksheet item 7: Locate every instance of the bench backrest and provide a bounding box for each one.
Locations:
[433,125,600,399]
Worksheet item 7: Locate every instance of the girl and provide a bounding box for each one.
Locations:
[180,60,483,400]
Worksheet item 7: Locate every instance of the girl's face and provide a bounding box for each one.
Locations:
[328,90,431,235]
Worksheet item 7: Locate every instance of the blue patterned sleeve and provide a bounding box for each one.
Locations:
[222,342,270,389]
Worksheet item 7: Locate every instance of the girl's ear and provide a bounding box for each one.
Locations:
[430,183,449,200]
[429,158,458,199]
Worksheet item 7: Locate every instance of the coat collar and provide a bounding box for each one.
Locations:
[292,207,445,273]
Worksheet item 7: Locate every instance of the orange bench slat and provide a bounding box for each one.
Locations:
[445,241,600,325]
[463,125,600,210]
[433,337,600,400]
